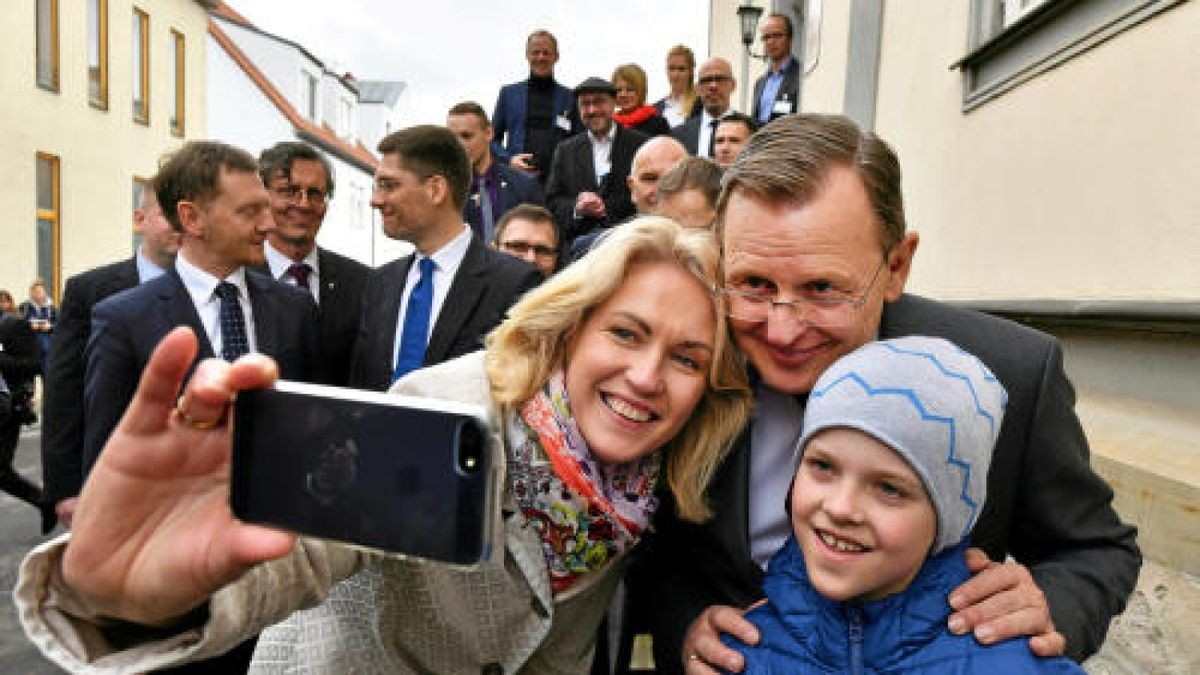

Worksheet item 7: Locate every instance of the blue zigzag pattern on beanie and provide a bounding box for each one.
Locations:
[811,359,982,539]
[876,341,1007,433]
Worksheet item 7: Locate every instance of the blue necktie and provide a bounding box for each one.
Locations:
[392,257,435,382]
[215,282,250,361]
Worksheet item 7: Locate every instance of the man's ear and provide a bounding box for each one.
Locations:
[425,174,449,207]
[882,232,919,302]
[177,201,203,238]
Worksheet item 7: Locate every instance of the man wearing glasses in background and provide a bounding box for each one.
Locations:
[751,13,800,125]
[673,57,737,159]
[491,204,560,278]
[258,142,370,386]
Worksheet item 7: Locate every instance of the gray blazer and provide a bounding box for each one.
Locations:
[16,352,624,674]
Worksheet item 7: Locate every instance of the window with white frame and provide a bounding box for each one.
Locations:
[300,69,319,121]
[337,95,354,137]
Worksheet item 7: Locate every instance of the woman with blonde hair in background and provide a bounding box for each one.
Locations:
[613,63,671,137]
[654,45,701,127]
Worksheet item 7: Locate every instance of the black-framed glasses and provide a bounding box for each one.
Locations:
[717,257,888,329]
[499,240,558,258]
[698,75,732,86]
[272,185,328,206]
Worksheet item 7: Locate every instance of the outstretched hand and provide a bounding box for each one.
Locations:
[62,327,296,627]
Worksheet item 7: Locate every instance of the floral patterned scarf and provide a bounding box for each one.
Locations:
[508,371,661,595]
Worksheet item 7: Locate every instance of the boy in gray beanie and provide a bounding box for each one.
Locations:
[723,336,1084,674]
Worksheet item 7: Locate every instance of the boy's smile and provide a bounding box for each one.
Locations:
[790,428,937,602]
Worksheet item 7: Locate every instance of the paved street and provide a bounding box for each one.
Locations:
[0,424,66,674]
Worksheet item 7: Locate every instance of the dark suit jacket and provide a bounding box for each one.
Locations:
[463,162,545,242]
[671,115,704,155]
[0,316,40,393]
[253,247,371,387]
[81,269,320,474]
[642,294,1140,669]
[347,234,542,392]
[40,258,140,504]
[751,57,801,123]
[544,125,649,245]
[491,79,580,165]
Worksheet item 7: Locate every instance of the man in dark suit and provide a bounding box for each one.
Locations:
[491,30,581,180]
[641,114,1140,671]
[40,186,181,530]
[349,126,542,392]
[672,57,737,159]
[751,13,801,125]
[83,141,320,475]
[447,102,544,243]
[545,77,648,248]
[256,141,370,387]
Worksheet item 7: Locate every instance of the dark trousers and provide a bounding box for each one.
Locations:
[0,419,43,509]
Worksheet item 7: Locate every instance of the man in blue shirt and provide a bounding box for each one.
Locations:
[752,13,801,124]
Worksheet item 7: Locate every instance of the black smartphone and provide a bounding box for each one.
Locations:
[230,380,498,565]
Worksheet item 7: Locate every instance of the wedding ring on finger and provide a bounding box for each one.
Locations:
[174,395,221,430]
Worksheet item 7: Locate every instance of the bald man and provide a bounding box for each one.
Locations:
[672,57,737,158]
[568,136,687,262]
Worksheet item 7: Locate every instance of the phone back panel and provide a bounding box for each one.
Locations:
[231,384,494,565]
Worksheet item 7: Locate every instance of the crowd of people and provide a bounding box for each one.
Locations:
[2,17,1141,675]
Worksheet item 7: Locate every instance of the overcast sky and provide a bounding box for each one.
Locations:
[233,1,711,126]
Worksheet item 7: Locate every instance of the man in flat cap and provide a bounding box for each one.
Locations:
[545,77,648,248]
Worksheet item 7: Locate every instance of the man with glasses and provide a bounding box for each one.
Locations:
[491,204,559,278]
[672,57,737,158]
[751,13,800,124]
[639,114,1139,673]
[349,126,542,392]
[258,142,370,386]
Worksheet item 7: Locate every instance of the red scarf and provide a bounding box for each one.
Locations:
[614,105,659,130]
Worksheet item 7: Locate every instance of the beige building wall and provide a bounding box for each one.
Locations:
[0,1,210,300]
[709,0,1198,303]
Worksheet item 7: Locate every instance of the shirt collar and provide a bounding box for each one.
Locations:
[176,250,249,308]
[135,248,167,283]
[263,240,319,280]
[420,224,473,280]
[769,55,795,76]
[588,124,615,145]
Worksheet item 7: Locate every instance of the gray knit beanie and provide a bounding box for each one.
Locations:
[796,336,1007,555]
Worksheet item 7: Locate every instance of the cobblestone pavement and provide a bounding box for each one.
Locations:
[1,424,1194,674]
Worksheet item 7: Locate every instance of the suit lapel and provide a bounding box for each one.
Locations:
[375,255,414,377]
[708,425,757,580]
[246,271,279,358]
[161,270,215,360]
[577,136,599,191]
[424,238,486,365]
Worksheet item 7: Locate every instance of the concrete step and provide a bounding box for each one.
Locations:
[1077,390,1200,576]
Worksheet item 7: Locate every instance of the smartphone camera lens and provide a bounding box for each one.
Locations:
[456,421,484,475]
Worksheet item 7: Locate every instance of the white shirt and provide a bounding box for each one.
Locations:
[391,225,473,368]
[662,96,689,127]
[589,127,614,185]
[174,251,258,356]
[264,240,321,302]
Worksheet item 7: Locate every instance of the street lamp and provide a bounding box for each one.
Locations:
[736,1,764,112]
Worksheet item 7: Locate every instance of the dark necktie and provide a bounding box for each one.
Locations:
[392,257,436,382]
[477,178,496,243]
[215,282,249,362]
[706,118,719,157]
[288,262,313,295]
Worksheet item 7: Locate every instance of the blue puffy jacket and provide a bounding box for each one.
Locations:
[723,537,1084,674]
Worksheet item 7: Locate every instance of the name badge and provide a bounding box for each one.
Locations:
[772,97,793,115]
[556,113,572,131]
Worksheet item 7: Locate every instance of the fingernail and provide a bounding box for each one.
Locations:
[948,593,964,609]
[976,625,995,642]
[948,616,966,634]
